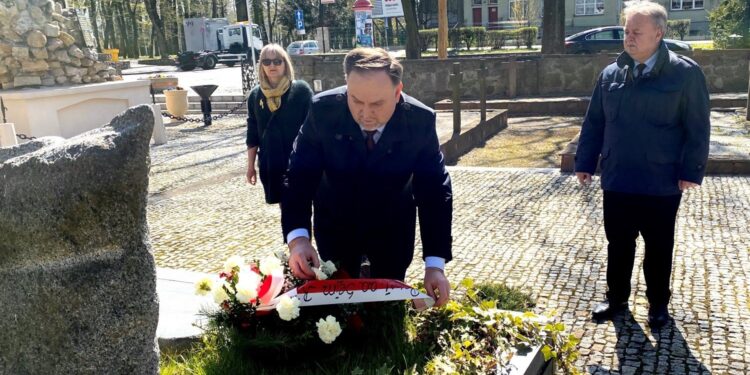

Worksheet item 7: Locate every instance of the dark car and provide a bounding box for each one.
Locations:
[565,26,691,54]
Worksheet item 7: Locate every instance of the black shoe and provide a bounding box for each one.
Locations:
[591,300,629,321]
[648,306,671,329]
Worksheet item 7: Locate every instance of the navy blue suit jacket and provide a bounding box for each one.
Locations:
[575,42,710,196]
[281,86,453,277]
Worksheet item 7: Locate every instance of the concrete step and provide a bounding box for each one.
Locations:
[434,93,748,117]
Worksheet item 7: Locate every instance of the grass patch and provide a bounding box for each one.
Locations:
[160,283,542,375]
[689,41,714,50]
[458,117,582,168]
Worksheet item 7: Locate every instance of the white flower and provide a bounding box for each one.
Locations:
[259,255,283,275]
[223,255,245,274]
[194,276,214,296]
[212,282,230,304]
[235,280,259,303]
[316,315,342,344]
[275,295,301,321]
[235,267,261,303]
[313,267,328,280]
[320,260,337,276]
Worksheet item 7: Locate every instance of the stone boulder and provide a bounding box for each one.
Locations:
[0,106,159,375]
[43,22,59,37]
[58,30,74,46]
[26,29,47,48]
[46,37,63,51]
[21,59,48,72]
[13,75,40,87]
[12,10,34,35]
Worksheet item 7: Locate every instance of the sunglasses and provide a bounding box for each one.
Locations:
[261,59,284,66]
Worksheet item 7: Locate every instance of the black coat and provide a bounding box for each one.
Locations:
[246,80,313,203]
[281,86,453,280]
[575,41,710,196]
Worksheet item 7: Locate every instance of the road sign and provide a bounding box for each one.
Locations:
[295,9,305,35]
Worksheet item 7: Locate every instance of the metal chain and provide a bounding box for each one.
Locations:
[16,133,37,140]
[161,100,246,123]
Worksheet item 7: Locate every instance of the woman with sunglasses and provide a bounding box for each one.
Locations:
[246,43,313,204]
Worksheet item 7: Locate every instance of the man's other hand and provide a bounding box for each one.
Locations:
[679,180,699,191]
[288,237,320,279]
[576,172,592,186]
[246,166,257,185]
[424,267,450,307]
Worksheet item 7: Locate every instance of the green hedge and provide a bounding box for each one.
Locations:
[418,26,539,51]
[667,19,691,40]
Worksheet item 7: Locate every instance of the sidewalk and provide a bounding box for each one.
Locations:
[149,116,750,373]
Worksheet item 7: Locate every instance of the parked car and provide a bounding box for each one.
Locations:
[565,26,691,54]
[286,40,320,55]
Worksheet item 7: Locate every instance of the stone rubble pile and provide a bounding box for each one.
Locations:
[0,0,118,89]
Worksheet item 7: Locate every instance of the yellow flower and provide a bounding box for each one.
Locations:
[194,277,214,296]
[223,255,244,274]
[212,282,229,304]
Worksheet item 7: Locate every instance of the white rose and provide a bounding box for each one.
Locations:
[316,315,342,344]
[259,255,283,275]
[223,255,245,274]
[275,295,301,321]
[212,282,230,304]
[194,276,214,296]
[238,266,262,290]
[320,260,337,276]
[235,279,259,303]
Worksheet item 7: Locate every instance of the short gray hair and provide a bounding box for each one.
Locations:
[622,0,668,35]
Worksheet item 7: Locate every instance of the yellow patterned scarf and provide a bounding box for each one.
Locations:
[260,76,291,113]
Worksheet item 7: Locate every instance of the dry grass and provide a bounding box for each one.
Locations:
[456,117,582,168]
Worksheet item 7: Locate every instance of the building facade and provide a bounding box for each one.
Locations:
[462,0,719,37]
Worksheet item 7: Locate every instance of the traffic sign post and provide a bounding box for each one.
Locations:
[295,9,306,35]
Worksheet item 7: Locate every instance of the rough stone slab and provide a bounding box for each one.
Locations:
[26,29,46,48]
[0,105,159,375]
[58,30,75,47]
[13,75,41,87]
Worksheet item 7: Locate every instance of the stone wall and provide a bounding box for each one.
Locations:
[0,0,117,89]
[292,50,750,106]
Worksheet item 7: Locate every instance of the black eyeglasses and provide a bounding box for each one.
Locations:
[261,59,284,66]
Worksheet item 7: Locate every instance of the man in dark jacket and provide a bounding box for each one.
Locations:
[282,48,453,306]
[575,1,710,329]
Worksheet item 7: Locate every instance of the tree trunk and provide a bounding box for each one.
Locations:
[114,3,129,57]
[211,0,218,17]
[87,0,101,49]
[541,0,565,54]
[124,0,141,58]
[144,0,169,57]
[252,0,268,44]
[401,0,420,59]
[103,1,115,49]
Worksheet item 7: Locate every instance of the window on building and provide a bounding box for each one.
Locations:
[575,0,604,16]
[473,0,482,7]
[489,0,498,4]
[509,0,528,19]
[671,0,703,10]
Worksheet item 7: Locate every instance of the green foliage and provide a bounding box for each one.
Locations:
[162,279,580,374]
[487,30,514,50]
[667,19,691,40]
[418,29,438,52]
[459,27,487,50]
[517,27,538,49]
[708,0,750,49]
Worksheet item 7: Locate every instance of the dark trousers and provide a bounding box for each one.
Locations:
[603,190,682,308]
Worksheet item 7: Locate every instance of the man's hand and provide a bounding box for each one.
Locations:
[679,180,699,191]
[288,237,319,279]
[424,267,450,307]
[246,166,257,185]
[576,172,592,186]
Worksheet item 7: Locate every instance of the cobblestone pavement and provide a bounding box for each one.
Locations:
[148,117,750,374]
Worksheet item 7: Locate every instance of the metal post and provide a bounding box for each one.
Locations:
[0,96,7,123]
[746,60,749,121]
[245,0,257,71]
[479,59,487,124]
[384,17,389,51]
[508,57,517,98]
[450,62,462,135]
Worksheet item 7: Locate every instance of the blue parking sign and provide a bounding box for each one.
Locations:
[295,9,305,35]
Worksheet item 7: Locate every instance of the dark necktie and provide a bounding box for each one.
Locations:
[635,63,647,80]
[364,130,377,152]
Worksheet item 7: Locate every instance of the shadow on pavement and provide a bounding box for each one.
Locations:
[587,311,710,374]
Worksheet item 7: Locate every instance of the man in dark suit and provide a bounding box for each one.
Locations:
[575,1,710,329]
[282,48,453,306]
